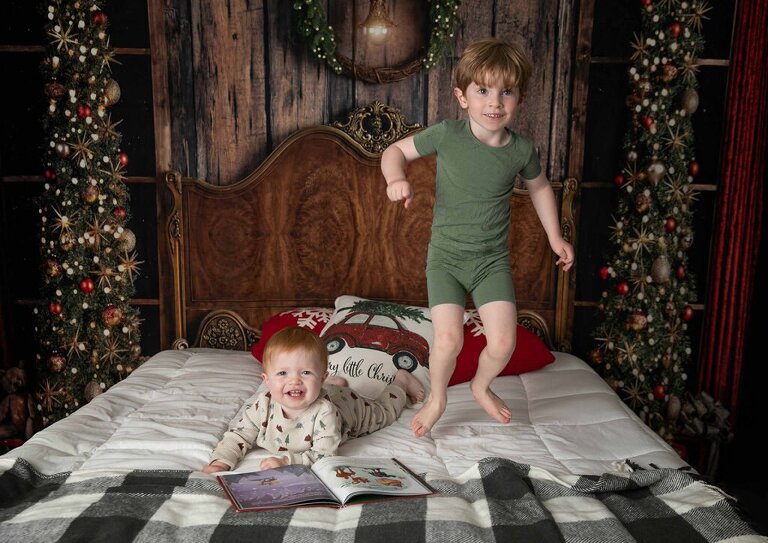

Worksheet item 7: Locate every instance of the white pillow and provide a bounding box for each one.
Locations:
[319,295,433,399]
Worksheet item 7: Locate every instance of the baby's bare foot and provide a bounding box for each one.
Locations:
[410,394,445,437]
[325,375,348,387]
[393,369,425,404]
[470,382,511,424]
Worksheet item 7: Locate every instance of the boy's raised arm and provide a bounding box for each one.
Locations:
[382,136,421,209]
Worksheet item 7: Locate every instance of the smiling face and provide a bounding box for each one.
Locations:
[262,347,328,419]
[453,78,521,146]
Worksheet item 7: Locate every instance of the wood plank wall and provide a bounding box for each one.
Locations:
[161,0,578,186]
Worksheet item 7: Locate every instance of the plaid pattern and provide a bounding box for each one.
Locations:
[1,457,764,542]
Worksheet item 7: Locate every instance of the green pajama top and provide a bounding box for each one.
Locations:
[412,119,542,254]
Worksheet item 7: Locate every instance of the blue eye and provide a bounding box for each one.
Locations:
[503,89,513,96]
[477,88,488,94]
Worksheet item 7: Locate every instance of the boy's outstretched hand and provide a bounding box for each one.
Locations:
[552,239,574,272]
[386,179,413,209]
[260,456,290,470]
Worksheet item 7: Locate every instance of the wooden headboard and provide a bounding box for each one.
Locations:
[158,102,578,352]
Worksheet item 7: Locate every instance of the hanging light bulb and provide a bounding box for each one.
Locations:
[360,0,396,45]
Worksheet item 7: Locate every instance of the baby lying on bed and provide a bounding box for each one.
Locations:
[203,327,424,472]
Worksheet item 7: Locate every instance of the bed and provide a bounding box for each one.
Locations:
[1,103,762,542]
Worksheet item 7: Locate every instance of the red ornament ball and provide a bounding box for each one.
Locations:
[676,265,686,280]
[653,384,666,401]
[49,301,63,315]
[112,206,127,221]
[44,168,56,181]
[616,282,630,296]
[614,174,625,186]
[600,266,609,280]
[47,353,67,373]
[118,151,129,167]
[641,0,652,5]
[77,104,92,118]
[641,115,653,129]
[682,305,694,321]
[79,277,95,295]
[92,11,108,25]
[664,216,677,232]
[102,305,123,327]
[669,22,682,37]
[688,160,700,177]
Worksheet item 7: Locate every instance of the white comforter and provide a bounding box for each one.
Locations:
[1,348,686,477]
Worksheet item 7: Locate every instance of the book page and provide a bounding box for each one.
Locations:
[311,456,433,504]
[218,464,336,510]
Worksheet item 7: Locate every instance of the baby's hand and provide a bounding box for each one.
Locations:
[203,460,230,474]
[260,456,289,470]
[386,179,413,209]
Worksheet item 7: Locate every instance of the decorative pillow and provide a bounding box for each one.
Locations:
[449,309,555,386]
[250,307,333,362]
[319,295,433,400]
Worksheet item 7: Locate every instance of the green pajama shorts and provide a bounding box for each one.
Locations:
[425,244,516,308]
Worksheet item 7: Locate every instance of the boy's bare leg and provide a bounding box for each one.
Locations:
[472,301,516,424]
[393,369,426,404]
[411,304,464,437]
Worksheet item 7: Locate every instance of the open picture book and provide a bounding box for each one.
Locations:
[216,456,435,511]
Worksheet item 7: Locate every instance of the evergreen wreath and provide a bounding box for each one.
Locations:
[293,0,461,84]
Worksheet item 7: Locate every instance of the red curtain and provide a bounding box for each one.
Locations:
[698,0,768,415]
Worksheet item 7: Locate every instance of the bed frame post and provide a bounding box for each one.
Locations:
[164,170,188,349]
[555,177,579,352]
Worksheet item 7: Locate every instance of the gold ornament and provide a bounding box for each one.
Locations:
[103,79,121,106]
[661,64,678,82]
[681,88,700,114]
[130,343,142,360]
[662,354,673,369]
[625,311,648,331]
[47,353,67,373]
[45,258,62,277]
[634,192,652,213]
[45,81,66,100]
[59,232,76,251]
[646,160,666,185]
[102,304,124,327]
[91,349,100,365]
[119,229,136,252]
[85,380,103,402]
[651,255,671,283]
[590,348,603,365]
[81,184,100,204]
[55,142,71,158]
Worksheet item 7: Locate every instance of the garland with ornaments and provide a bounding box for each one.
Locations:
[590,0,710,442]
[293,0,461,83]
[36,0,142,426]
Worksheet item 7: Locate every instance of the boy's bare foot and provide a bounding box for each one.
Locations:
[410,394,446,437]
[325,375,348,387]
[470,382,512,423]
[393,369,425,404]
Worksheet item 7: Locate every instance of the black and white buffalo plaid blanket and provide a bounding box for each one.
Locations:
[1,457,764,542]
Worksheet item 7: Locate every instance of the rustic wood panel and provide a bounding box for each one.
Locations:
[164,0,198,176]
[190,0,268,185]
[266,0,329,148]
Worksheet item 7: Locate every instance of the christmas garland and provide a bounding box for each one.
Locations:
[293,0,461,83]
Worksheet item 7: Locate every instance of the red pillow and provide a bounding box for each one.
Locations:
[251,308,333,361]
[449,321,555,386]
